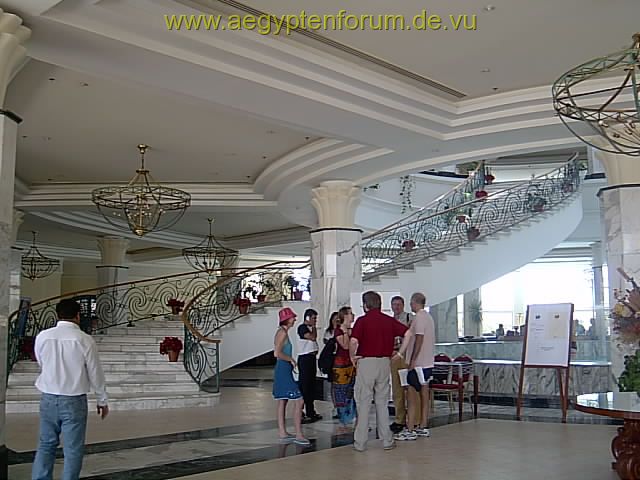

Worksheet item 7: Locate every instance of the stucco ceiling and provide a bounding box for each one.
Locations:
[231,0,640,97]
[8,59,316,184]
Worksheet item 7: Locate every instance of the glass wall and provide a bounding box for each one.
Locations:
[481,259,595,335]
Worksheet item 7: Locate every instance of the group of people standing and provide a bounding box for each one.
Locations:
[272,290,435,451]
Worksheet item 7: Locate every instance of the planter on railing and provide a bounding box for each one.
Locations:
[358,154,581,280]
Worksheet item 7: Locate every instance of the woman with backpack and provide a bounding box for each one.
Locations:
[332,306,356,428]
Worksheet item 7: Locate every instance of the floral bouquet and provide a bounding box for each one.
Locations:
[611,268,640,346]
[160,336,183,355]
[611,268,640,392]
[167,298,185,314]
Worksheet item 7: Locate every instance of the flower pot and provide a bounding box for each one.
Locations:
[257,294,267,302]
[293,290,304,301]
[170,306,182,315]
[533,204,545,213]
[456,215,467,223]
[238,303,250,314]
[485,174,495,185]
[402,240,415,252]
[562,184,574,193]
[475,191,488,200]
[167,350,179,362]
[467,228,480,241]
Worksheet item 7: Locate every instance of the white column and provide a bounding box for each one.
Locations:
[310,180,362,328]
[595,148,640,391]
[96,236,130,329]
[0,11,31,474]
[9,210,23,316]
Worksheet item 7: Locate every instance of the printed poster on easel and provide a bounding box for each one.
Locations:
[517,303,574,423]
[524,303,573,367]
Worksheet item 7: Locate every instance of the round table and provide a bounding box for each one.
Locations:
[575,392,640,480]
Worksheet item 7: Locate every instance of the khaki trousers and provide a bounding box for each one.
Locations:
[390,354,421,425]
[354,358,394,450]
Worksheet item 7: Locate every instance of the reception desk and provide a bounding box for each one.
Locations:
[474,360,611,397]
[433,340,611,397]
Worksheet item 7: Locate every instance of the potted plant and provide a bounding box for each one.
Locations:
[529,195,546,213]
[401,239,416,252]
[484,171,495,185]
[475,190,488,200]
[467,226,481,241]
[167,298,185,315]
[160,336,183,362]
[285,276,299,300]
[20,336,37,362]
[257,292,267,302]
[234,296,251,314]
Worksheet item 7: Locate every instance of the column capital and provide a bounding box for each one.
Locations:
[11,208,23,245]
[0,10,31,106]
[97,236,129,266]
[311,180,361,229]
[593,147,640,186]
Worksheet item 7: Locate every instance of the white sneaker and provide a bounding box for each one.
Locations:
[393,429,418,441]
[415,427,431,437]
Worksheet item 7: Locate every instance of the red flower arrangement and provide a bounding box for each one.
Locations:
[475,190,488,200]
[484,174,495,185]
[234,297,251,314]
[160,337,183,362]
[401,239,416,252]
[467,226,481,241]
[167,298,185,314]
[611,268,640,346]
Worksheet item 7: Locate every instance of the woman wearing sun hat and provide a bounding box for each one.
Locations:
[273,307,310,446]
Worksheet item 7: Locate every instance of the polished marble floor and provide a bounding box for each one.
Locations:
[6,367,621,479]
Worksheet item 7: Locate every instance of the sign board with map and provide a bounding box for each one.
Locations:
[517,303,574,422]
[523,303,574,367]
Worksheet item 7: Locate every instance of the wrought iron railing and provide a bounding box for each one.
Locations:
[358,154,581,279]
[181,261,310,391]
[370,161,486,235]
[7,270,215,375]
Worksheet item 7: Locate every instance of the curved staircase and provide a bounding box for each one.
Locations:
[6,157,583,411]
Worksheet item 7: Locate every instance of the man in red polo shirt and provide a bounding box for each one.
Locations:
[350,291,413,451]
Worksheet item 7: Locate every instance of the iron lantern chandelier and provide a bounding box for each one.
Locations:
[21,231,60,281]
[553,33,640,156]
[91,144,191,236]
[182,218,238,273]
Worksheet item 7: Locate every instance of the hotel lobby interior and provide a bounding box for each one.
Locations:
[1,1,640,479]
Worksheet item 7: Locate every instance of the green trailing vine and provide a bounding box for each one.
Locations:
[619,350,640,392]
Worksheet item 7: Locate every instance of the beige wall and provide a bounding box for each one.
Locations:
[21,272,62,304]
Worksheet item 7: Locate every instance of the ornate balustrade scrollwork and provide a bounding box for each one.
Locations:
[358,154,581,280]
[181,261,310,391]
[7,270,216,375]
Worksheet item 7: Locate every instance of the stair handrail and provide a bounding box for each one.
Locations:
[363,161,486,236]
[179,260,310,391]
[360,153,581,279]
[7,267,253,375]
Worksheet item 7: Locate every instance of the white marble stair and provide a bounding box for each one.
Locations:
[367,192,584,306]
[6,318,219,413]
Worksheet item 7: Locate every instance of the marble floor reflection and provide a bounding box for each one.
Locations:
[7,373,621,479]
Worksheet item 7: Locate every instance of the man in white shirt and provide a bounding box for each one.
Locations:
[32,299,109,480]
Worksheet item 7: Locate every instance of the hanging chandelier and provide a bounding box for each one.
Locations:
[21,231,60,281]
[553,33,640,156]
[182,218,238,273]
[91,144,191,236]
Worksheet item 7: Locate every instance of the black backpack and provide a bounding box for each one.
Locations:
[318,337,337,377]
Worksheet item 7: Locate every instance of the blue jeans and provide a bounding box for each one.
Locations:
[32,394,88,480]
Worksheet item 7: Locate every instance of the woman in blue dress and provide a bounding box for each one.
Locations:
[273,307,310,446]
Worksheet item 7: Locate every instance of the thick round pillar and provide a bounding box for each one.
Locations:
[310,181,362,328]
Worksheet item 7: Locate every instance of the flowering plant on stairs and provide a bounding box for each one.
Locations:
[160,336,183,355]
[611,268,640,392]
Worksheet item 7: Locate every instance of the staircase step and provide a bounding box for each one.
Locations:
[7,381,200,397]
[97,352,183,362]
[12,361,187,373]
[6,391,220,413]
[94,335,176,344]
[9,371,192,385]
[97,343,161,353]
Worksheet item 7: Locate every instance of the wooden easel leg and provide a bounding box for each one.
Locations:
[516,366,525,421]
[557,368,567,423]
